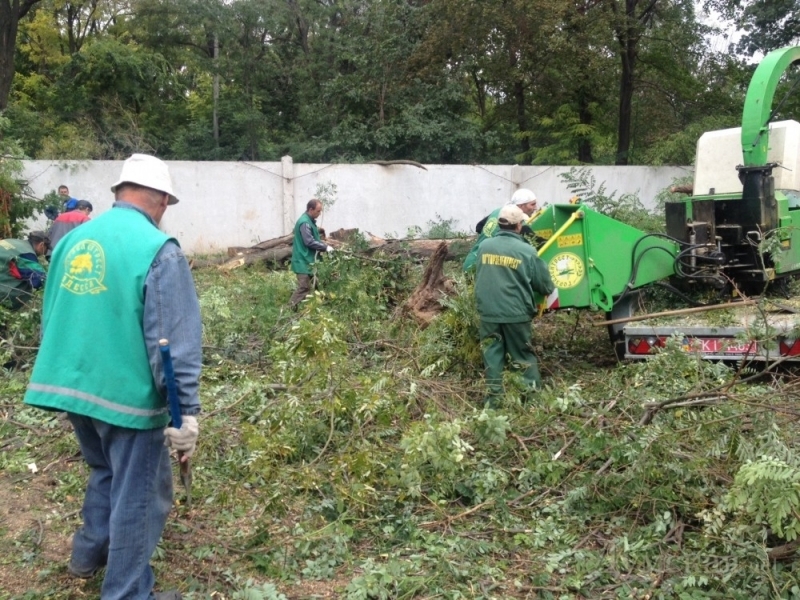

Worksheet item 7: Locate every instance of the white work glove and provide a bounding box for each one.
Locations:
[164,415,199,459]
[326,245,335,253]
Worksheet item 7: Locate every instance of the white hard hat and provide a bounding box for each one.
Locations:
[511,188,537,205]
[111,154,179,205]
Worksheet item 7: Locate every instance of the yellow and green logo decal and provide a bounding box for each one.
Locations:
[548,252,585,289]
[61,240,107,295]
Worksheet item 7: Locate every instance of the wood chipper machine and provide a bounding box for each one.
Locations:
[528,45,800,361]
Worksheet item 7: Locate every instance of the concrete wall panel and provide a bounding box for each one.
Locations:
[21,160,691,255]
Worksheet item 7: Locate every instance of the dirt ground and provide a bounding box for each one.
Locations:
[0,468,78,598]
[0,462,345,600]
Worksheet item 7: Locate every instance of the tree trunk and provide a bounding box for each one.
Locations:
[0,0,41,111]
[612,0,658,166]
[213,34,219,144]
[401,242,456,327]
[578,90,594,163]
[227,234,294,256]
[514,79,530,156]
[615,39,635,165]
[218,247,294,271]
[0,1,20,111]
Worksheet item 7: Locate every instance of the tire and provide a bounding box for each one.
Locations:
[606,291,642,362]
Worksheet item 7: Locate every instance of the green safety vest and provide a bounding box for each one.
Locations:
[291,212,321,275]
[24,207,175,430]
[0,239,45,308]
[463,207,503,273]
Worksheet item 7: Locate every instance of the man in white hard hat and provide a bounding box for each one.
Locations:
[25,153,201,600]
[463,188,540,272]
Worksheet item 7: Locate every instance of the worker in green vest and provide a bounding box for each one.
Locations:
[24,154,201,600]
[0,231,48,309]
[290,198,334,308]
[463,188,541,272]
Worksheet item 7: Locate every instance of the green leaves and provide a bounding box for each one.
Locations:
[726,455,800,541]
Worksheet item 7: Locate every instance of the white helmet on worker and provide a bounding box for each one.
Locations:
[511,188,537,206]
[111,154,179,205]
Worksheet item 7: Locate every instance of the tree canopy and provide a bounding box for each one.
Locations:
[0,0,794,165]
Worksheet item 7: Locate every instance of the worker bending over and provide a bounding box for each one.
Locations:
[0,231,48,308]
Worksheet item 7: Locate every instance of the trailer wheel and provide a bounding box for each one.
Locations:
[606,291,641,362]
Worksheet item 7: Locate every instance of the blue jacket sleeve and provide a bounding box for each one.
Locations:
[143,240,203,416]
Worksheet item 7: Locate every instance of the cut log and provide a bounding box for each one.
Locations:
[329,228,361,243]
[218,247,293,271]
[669,184,693,195]
[367,238,471,260]
[401,241,456,327]
[191,229,474,271]
[189,255,230,269]
[227,234,293,257]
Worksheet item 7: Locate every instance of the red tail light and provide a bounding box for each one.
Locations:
[627,337,665,355]
[780,339,800,356]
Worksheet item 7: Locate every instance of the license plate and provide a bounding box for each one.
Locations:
[691,338,757,355]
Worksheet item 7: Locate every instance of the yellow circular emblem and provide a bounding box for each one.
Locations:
[548,252,585,289]
[61,240,107,295]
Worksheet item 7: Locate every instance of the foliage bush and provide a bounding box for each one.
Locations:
[561,166,665,233]
[0,116,49,238]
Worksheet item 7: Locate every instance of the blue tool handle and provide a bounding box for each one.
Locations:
[159,339,182,429]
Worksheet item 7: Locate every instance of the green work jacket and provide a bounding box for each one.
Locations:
[463,207,502,272]
[291,212,321,275]
[474,230,555,323]
[25,207,174,430]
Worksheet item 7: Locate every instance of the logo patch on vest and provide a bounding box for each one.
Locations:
[61,240,107,295]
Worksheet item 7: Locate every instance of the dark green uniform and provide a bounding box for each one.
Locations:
[0,239,46,308]
[463,207,502,272]
[475,230,554,403]
[291,212,322,276]
[290,211,328,308]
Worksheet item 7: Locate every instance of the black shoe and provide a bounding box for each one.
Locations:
[67,560,101,579]
[154,592,183,600]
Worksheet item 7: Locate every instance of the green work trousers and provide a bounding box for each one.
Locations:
[479,320,541,403]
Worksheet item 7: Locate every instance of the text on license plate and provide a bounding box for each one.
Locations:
[692,339,757,354]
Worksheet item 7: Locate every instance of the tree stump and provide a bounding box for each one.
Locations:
[402,241,456,327]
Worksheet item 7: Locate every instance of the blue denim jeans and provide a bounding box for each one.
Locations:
[68,413,173,600]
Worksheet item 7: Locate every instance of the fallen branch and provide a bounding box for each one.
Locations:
[597,300,757,327]
[768,539,800,561]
